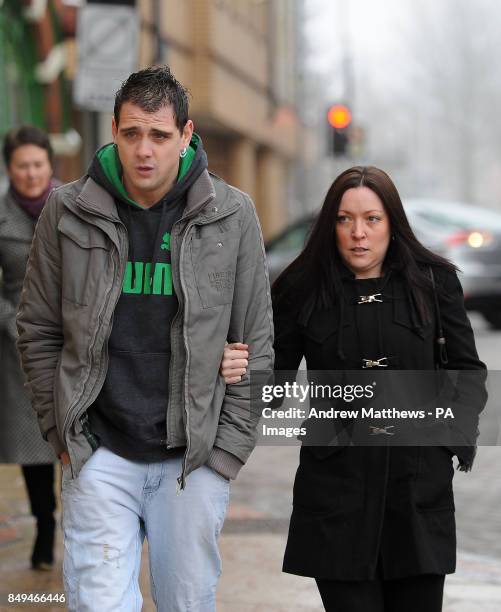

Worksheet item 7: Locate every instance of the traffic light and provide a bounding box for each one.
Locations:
[327,104,352,157]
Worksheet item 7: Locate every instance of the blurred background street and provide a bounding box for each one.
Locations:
[2,1,501,610]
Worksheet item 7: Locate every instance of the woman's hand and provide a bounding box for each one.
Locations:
[220,342,249,384]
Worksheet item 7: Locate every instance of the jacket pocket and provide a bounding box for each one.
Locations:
[58,214,111,307]
[58,214,111,251]
[292,446,364,517]
[301,307,354,368]
[190,231,240,308]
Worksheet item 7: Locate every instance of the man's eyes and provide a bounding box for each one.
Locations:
[123,132,169,140]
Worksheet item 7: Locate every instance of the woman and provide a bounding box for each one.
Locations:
[0,125,61,570]
[221,166,487,611]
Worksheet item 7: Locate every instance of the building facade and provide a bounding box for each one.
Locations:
[1,0,304,238]
[139,0,303,238]
[0,0,81,182]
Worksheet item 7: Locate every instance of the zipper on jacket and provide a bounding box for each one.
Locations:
[172,219,196,490]
[62,223,128,460]
[75,225,128,419]
[170,203,241,489]
[165,220,184,451]
[62,272,114,447]
[165,305,181,451]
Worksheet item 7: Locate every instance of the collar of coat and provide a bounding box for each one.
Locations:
[64,169,240,225]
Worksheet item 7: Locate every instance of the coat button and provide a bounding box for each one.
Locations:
[212,206,218,213]
[217,242,223,248]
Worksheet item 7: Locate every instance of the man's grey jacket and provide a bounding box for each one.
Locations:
[16,169,274,488]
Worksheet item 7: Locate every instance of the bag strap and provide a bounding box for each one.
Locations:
[429,267,448,367]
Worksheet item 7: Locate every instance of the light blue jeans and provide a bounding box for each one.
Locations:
[61,447,230,611]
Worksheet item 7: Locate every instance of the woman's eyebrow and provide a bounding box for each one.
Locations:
[338,209,383,214]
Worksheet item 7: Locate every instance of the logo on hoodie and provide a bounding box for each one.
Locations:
[122,233,173,296]
[161,232,170,251]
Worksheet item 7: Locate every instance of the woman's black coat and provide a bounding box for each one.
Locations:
[275,265,487,581]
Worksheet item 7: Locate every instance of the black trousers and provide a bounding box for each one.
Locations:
[21,464,56,564]
[316,573,445,612]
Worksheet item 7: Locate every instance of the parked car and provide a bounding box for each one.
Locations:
[265,214,316,285]
[265,200,501,328]
[405,200,501,328]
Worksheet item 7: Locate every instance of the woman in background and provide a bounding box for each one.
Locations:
[0,126,60,570]
[221,166,486,611]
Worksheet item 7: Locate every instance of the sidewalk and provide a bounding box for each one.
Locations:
[0,460,319,612]
[1,448,500,611]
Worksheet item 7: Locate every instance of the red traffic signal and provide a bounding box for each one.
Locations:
[326,104,352,156]
[327,104,352,130]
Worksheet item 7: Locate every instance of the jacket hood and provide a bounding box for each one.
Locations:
[87,133,208,285]
[87,132,207,209]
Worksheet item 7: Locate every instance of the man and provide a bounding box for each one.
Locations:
[17,65,274,611]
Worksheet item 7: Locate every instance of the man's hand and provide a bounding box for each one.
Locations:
[220,342,249,384]
[59,451,71,466]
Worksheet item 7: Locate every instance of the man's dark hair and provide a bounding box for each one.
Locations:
[114,65,190,132]
[3,125,53,167]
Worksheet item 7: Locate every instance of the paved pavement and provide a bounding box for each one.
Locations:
[1,445,500,611]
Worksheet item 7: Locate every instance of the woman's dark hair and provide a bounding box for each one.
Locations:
[3,125,54,167]
[114,65,190,133]
[273,165,456,324]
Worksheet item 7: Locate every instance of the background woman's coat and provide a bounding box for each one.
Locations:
[0,189,55,463]
[276,265,486,581]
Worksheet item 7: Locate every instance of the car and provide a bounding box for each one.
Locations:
[265,214,316,285]
[265,200,501,328]
[404,200,501,328]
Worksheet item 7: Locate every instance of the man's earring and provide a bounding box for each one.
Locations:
[180,147,188,158]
